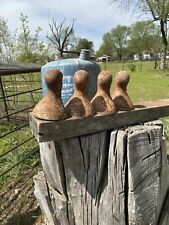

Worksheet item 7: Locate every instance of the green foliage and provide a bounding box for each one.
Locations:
[128,20,162,55]
[0,123,39,187]
[96,32,114,57]
[97,26,130,59]
[97,20,161,60]
[0,17,15,63]
[111,0,169,69]
[0,122,16,136]
[75,38,94,53]
[111,25,130,60]
[0,13,51,65]
[128,63,136,72]
[16,13,50,64]
[101,60,169,102]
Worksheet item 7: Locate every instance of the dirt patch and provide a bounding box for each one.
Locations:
[0,166,42,225]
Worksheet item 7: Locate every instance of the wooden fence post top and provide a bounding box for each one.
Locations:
[29,98,169,142]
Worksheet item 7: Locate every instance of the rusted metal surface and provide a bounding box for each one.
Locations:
[66,70,95,118]
[0,65,41,188]
[32,69,67,120]
[30,98,169,142]
[0,66,42,121]
[0,106,34,120]
[91,71,117,115]
[0,76,9,121]
[111,71,134,111]
[0,67,41,76]
[0,88,41,100]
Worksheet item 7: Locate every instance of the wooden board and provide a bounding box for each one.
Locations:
[127,121,169,224]
[34,171,56,225]
[30,98,169,142]
[34,120,169,224]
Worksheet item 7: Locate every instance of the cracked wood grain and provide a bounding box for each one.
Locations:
[34,120,169,225]
[30,98,169,142]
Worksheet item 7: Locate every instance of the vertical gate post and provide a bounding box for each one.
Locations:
[0,75,9,121]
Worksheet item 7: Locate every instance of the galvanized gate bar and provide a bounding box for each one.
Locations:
[0,76,9,121]
[0,67,41,76]
[30,98,169,142]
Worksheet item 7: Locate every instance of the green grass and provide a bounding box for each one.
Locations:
[102,61,169,102]
[128,70,169,102]
[0,72,41,188]
[1,72,42,118]
[0,123,39,187]
[101,60,169,151]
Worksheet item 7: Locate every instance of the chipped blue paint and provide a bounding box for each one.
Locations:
[41,50,101,105]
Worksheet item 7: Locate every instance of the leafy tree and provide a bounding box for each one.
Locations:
[129,20,162,68]
[75,38,94,53]
[97,25,130,59]
[111,25,130,60]
[0,17,15,63]
[111,0,169,69]
[96,32,114,57]
[129,20,161,54]
[16,13,49,64]
[46,18,75,58]
[16,13,50,64]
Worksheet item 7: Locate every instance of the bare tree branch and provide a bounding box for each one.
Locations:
[46,18,75,57]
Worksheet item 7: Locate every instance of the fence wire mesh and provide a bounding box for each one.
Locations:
[0,66,41,182]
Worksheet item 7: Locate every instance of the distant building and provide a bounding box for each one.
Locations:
[142,53,151,60]
[134,54,140,61]
[134,53,151,61]
[96,55,111,62]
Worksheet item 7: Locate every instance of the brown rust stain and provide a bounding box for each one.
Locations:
[32,69,67,121]
[65,70,95,118]
[91,71,117,115]
[111,71,134,111]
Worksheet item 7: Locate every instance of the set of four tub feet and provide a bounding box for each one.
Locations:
[32,69,134,120]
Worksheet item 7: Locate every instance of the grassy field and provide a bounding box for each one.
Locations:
[0,72,41,188]
[101,60,169,143]
[101,60,169,103]
[0,122,39,185]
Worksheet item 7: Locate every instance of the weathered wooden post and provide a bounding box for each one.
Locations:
[30,69,169,225]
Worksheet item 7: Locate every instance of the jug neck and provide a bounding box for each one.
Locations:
[79,49,90,60]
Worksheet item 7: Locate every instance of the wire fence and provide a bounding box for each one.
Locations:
[0,65,42,182]
[100,58,169,73]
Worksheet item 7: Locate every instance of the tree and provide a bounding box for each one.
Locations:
[97,25,130,59]
[96,32,114,58]
[111,0,169,69]
[0,17,15,63]
[129,20,162,68]
[46,18,75,58]
[111,25,130,60]
[129,20,161,53]
[75,38,94,53]
[16,13,49,64]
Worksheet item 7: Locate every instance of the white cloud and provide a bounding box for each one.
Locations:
[0,0,139,50]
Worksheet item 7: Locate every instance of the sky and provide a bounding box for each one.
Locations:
[0,0,141,50]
